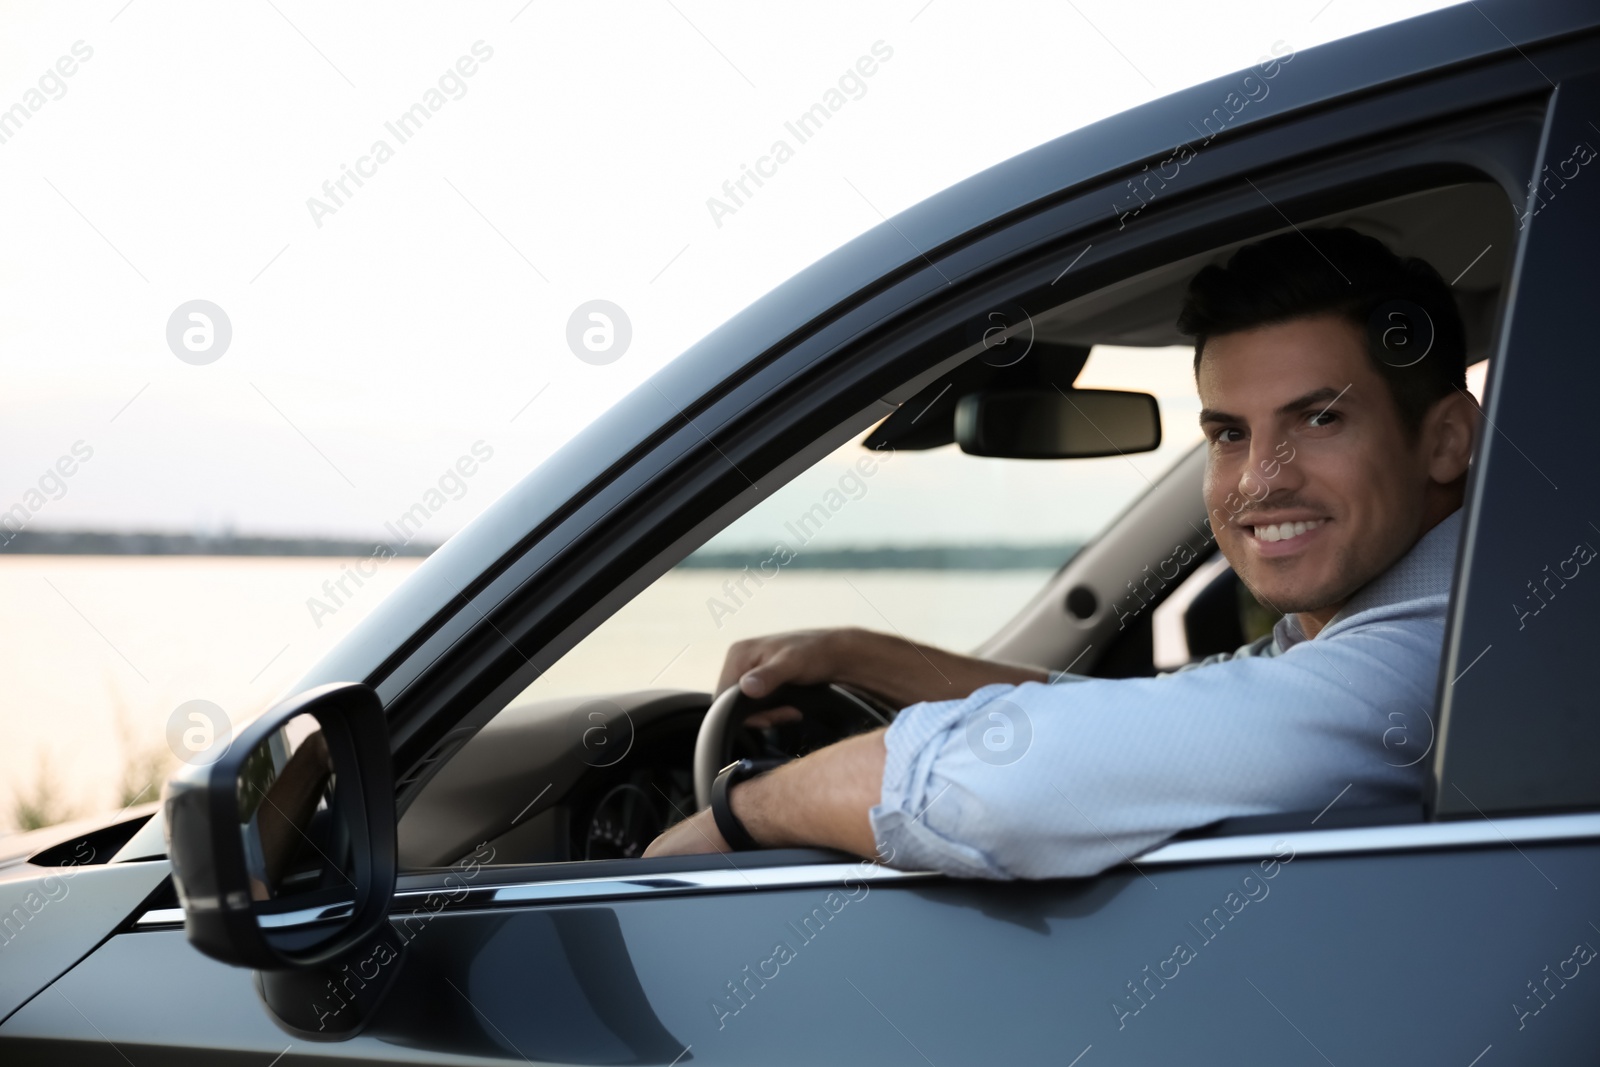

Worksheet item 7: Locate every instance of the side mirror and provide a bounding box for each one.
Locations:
[954,388,1162,458]
[163,681,400,1038]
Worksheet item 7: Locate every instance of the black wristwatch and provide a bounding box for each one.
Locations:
[710,758,786,852]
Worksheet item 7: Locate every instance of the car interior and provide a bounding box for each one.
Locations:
[389,178,1515,874]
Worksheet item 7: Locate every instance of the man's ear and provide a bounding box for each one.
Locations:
[1421,388,1480,485]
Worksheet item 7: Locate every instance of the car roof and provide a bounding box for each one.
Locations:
[297,0,1599,697]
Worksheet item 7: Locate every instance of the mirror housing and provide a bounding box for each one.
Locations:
[163,682,395,973]
[954,388,1161,458]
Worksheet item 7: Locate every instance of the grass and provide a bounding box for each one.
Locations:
[115,744,173,809]
[114,703,175,810]
[5,701,176,833]
[9,753,75,831]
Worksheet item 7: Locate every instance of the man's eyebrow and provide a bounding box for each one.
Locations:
[1198,387,1350,427]
[1277,386,1347,416]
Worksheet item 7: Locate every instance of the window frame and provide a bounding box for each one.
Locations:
[1431,64,1600,819]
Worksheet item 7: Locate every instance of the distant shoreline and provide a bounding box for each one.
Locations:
[680,545,1076,571]
[0,530,438,558]
[1,530,1078,570]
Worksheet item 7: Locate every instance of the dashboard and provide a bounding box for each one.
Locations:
[564,709,701,861]
[397,689,713,868]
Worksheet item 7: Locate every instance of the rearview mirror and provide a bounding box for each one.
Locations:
[954,388,1161,458]
[163,681,399,1037]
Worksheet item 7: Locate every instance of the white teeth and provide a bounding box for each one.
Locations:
[1251,519,1322,543]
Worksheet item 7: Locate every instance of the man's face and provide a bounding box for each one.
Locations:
[1197,312,1430,624]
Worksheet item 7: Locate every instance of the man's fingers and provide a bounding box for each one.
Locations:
[743,705,803,729]
[716,640,766,696]
[716,628,845,707]
[739,667,772,697]
[739,647,800,698]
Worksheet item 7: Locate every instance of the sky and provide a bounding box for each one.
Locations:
[0,0,1465,545]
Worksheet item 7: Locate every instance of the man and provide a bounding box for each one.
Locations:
[643,226,1481,878]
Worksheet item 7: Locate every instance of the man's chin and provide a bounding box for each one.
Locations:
[1236,570,1344,618]
[1226,537,1368,616]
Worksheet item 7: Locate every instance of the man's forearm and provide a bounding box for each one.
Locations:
[730,728,889,858]
[831,628,1048,708]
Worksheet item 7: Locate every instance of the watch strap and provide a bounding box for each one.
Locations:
[710,758,784,851]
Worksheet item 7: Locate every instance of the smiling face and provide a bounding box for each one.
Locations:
[1198,312,1442,634]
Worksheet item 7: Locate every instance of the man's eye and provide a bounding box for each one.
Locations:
[1213,428,1244,443]
[1307,410,1340,428]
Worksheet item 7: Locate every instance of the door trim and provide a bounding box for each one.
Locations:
[133,810,1598,928]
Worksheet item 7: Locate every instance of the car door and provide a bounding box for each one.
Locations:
[5,10,1600,1066]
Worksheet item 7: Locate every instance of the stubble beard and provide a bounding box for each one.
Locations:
[1227,537,1376,619]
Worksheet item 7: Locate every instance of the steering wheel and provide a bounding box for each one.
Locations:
[692,682,898,811]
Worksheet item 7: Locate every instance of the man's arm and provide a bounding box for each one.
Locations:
[647,605,1442,875]
[642,728,888,860]
[721,626,1048,708]
[641,626,1044,857]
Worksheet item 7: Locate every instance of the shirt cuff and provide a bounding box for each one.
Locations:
[868,683,1019,880]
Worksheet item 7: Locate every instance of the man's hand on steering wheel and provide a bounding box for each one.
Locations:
[717,628,855,727]
[642,631,1052,860]
[716,626,1053,725]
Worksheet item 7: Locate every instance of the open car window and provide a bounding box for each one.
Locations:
[397,176,1518,870]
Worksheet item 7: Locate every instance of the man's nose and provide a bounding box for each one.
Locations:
[1239,436,1298,500]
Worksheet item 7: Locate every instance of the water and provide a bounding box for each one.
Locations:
[0,556,425,832]
[0,557,1052,831]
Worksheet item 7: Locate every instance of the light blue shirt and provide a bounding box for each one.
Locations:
[869,509,1462,879]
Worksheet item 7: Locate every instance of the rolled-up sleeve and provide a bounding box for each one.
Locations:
[867,613,1439,880]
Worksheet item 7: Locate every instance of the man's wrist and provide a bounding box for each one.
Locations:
[726,770,792,850]
[723,729,889,859]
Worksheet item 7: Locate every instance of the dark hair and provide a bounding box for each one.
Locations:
[1177,226,1466,441]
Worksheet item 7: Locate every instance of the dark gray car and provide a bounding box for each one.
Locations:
[3,2,1598,1062]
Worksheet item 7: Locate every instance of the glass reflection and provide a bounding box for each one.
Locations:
[238,713,347,903]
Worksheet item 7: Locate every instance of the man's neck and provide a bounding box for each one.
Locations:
[1293,606,1337,641]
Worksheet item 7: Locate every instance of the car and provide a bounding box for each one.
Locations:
[4,2,1599,1062]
